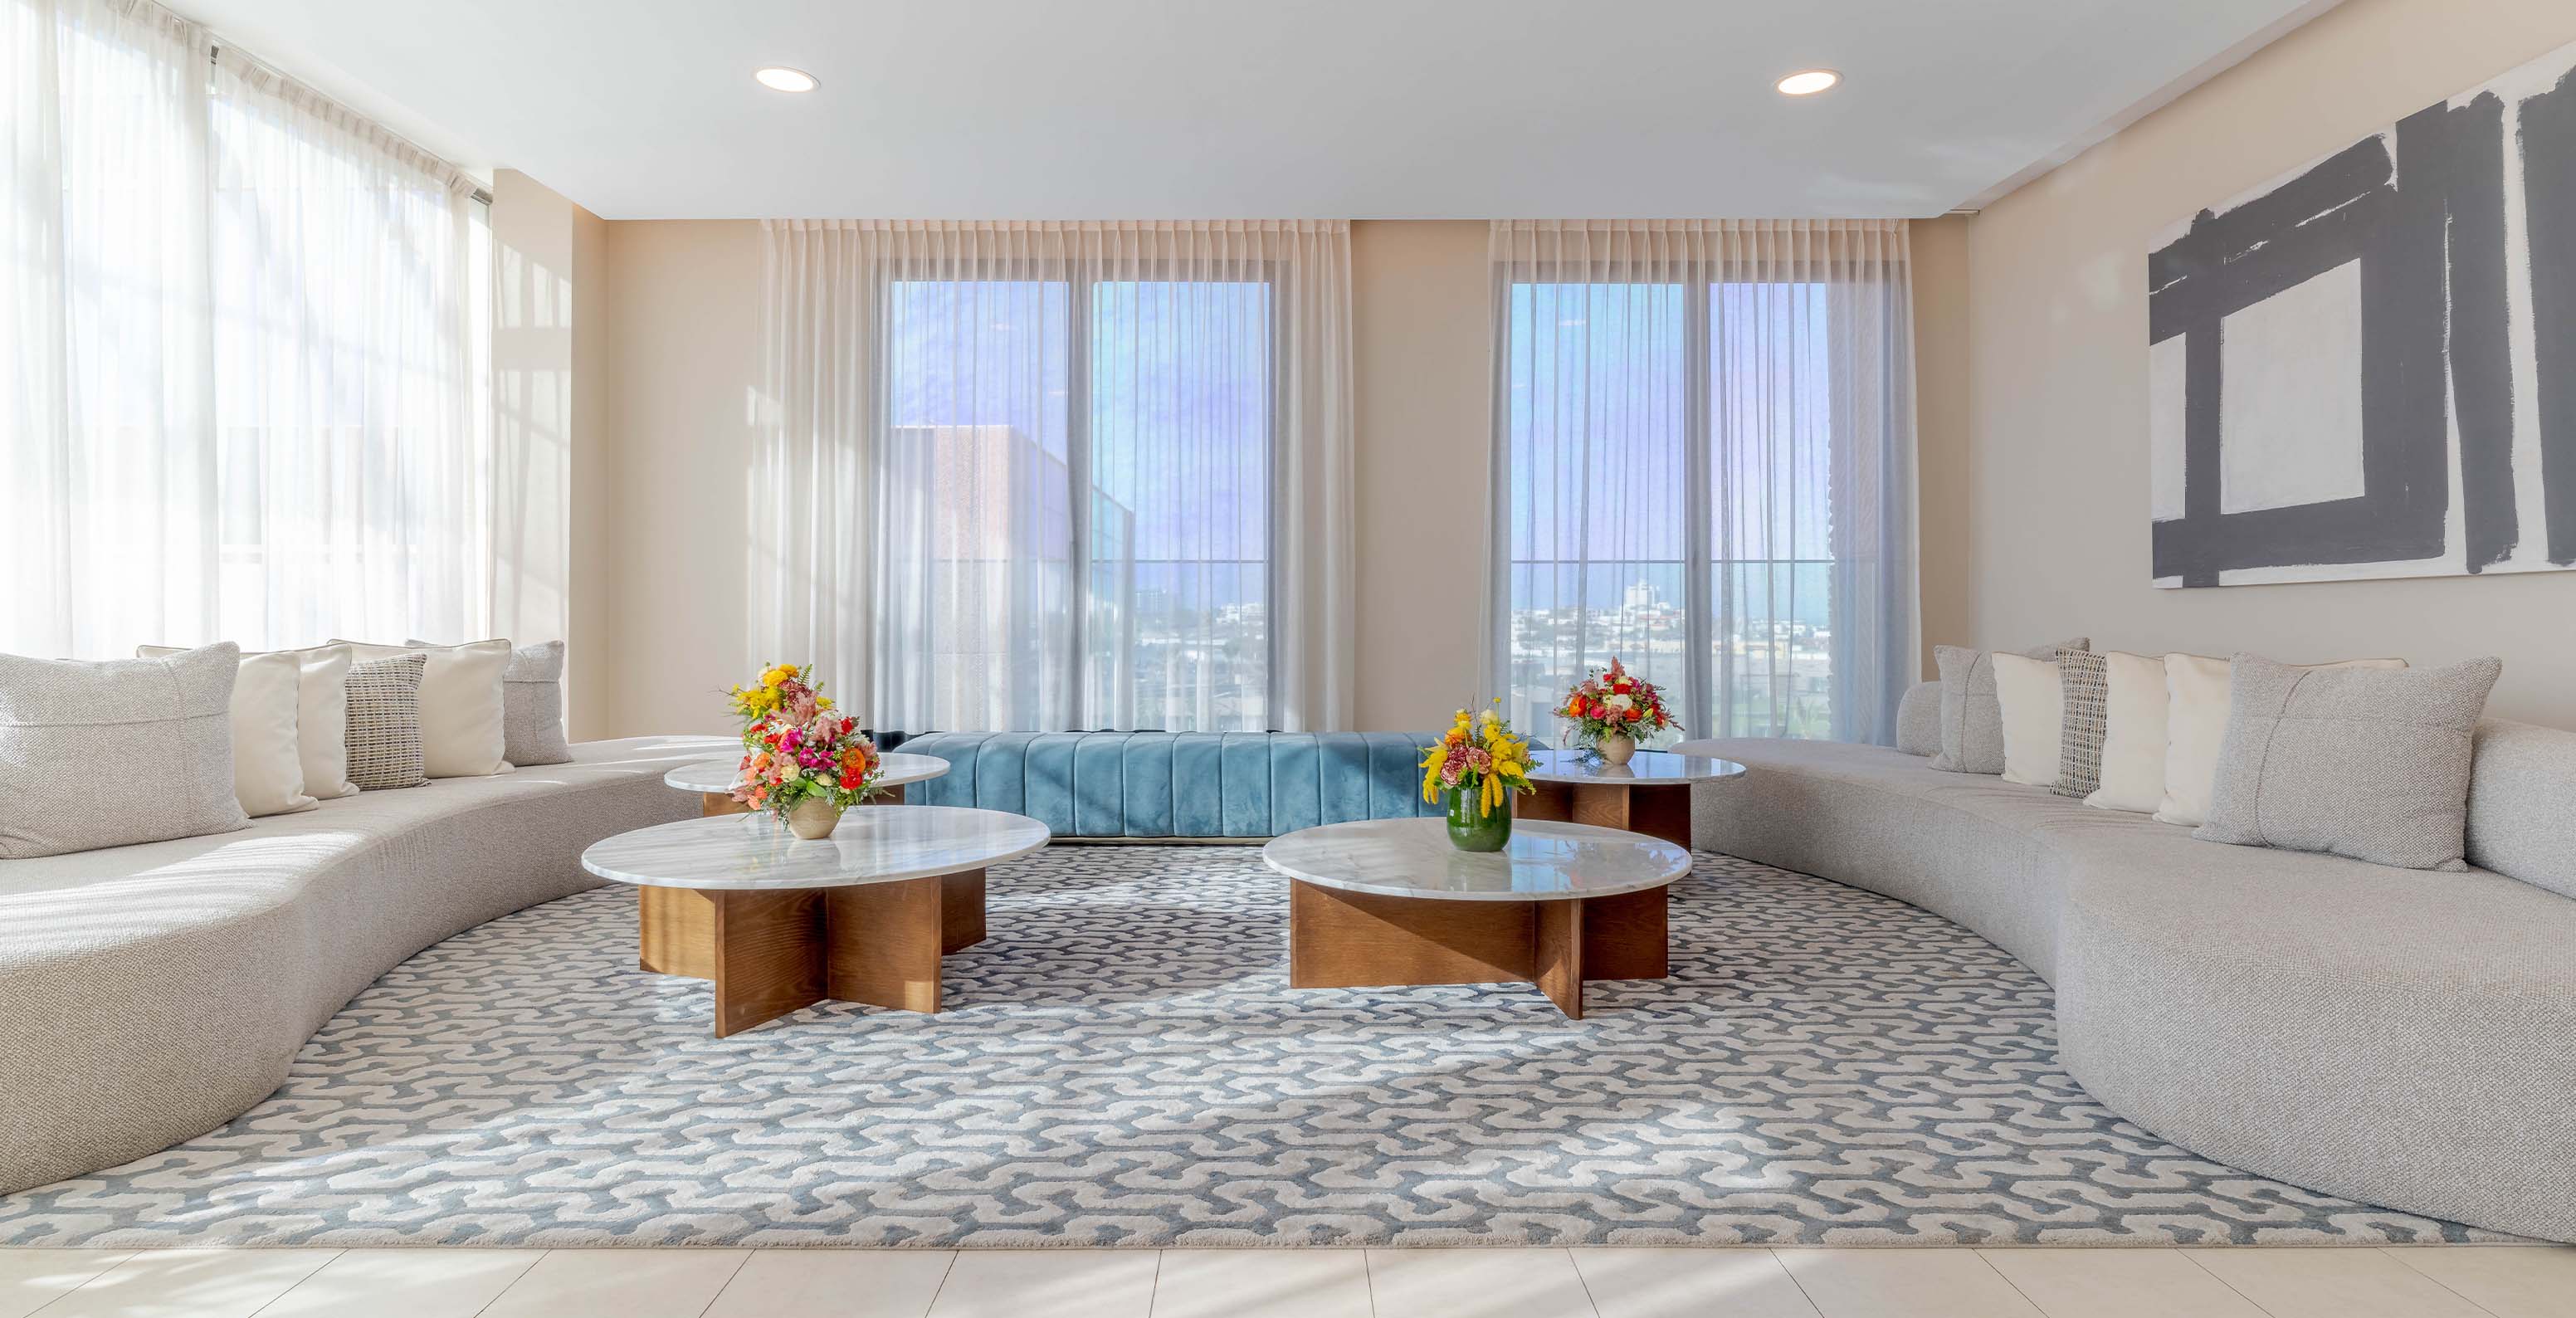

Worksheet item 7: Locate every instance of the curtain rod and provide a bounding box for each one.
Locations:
[206,43,494,207]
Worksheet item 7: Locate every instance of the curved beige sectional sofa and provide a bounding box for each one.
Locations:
[0,735,731,1195]
[1680,688,2576,1242]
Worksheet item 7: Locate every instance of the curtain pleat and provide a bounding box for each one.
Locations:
[1489,219,1918,745]
[758,220,1354,735]
[2,0,489,658]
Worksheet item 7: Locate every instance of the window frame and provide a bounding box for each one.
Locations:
[874,259,1287,732]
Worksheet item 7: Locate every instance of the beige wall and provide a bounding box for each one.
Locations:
[1908,215,1972,681]
[596,220,764,739]
[1958,0,2576,725]
[1349,222,1491,730]
[490,170,622,737]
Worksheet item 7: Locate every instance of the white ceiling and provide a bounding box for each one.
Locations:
[171,0,2340,221]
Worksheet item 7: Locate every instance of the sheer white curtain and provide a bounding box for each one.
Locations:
[1489,219,1916,745]
[758,220,1354,735]
[2,0,489,660]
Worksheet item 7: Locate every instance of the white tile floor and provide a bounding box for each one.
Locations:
[0,1245,2568,1318]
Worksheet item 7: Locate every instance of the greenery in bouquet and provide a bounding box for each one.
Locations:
[1418,703,1534,818]
[726,662,883,818]
[1555,657,1676,748]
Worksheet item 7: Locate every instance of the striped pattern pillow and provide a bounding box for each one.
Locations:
[2054,647,2110,798]
[345,653,429,791]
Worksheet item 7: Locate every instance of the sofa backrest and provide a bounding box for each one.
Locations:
[1895,680,1942,756]
[2466,719,2576,901]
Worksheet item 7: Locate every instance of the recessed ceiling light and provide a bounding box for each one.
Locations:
[1775,69,1840,96]
[754,66,818,93]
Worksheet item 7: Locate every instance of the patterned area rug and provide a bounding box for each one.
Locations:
[0,848,2485,1247]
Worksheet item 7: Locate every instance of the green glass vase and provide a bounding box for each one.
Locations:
[1444,783,1513,852]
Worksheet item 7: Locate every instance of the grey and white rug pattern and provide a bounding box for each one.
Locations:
[0,847,2485,1247]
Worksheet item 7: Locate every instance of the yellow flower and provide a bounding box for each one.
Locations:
[1420,743,1463,803]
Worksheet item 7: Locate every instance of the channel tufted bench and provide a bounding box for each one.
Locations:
[899,730,1510,839]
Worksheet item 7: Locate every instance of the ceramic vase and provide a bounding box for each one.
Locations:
[785,798,844,840]
[1596,732,1637,766]
[1444,784,1512,852]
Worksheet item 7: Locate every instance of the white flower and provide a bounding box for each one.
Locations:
[1605,693,1633,711]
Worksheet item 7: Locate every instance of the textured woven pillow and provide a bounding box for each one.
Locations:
[337,638,510,778]
[345,653,430,791]
[2197,655,2503,871]
[2054,648,2109,798]
[0,643,251,858]
[1929,637,2090,774]
[2155,652,2408,827]
[412,637,570,767]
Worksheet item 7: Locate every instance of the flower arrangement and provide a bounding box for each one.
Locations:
[727,662,883,835]
[1555,658,1675,763]
[1420,704,1534,851]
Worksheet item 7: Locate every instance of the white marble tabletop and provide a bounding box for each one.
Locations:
[583,805,1048,891]
[1525,748,1749,785]
[1262,818,1690,902]
[661,750,953,796]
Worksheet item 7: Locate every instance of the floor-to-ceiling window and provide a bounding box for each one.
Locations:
[1493,220,1916,746]
[3,0,491,660]
[758,221,1354,736]
[877,272,1273,732]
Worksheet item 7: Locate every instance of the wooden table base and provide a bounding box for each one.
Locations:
[1286,879,1669,1019]
[637,865,984,1036]
[1515,779,1691,850]
[698,782,905,817]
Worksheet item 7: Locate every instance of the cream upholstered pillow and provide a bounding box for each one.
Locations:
[212,650,310,817]
[0,643,251,858]
[336,638,510,778]
[1929,638,2089,774]
[2154,652,2408,827]
[411,638,569,767]
[1990,651,2066,788]
[140,642,354,803]
[2084,652,2173,813]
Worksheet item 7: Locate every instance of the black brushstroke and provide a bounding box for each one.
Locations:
[2430,92,2520,571]
[2523,65,2576,564]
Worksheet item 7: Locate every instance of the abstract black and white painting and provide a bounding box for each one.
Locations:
[2148,39,2576,587]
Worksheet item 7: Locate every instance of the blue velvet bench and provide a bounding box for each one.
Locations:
[898,731,1478,840]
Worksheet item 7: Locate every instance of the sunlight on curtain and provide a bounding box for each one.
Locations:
[2,0,489,660]
[759,221,1354,735]
[1490,220,1917,745]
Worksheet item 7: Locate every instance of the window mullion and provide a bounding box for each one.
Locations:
[1681,279,1715,737]
[1066,276,1094,730]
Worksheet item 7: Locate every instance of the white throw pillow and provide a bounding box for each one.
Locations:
[2083,652,2172,814]
[1990,651,2065,788]
[140,642,358,800]
[336,638,512,778]
[2154,652,2408,827]
[222,650,314,817]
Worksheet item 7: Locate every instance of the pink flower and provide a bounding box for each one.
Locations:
[1439,758,1464,786]
[1466,746,1493,773]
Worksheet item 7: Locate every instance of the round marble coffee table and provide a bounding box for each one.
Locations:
[1515,748,1748,850]
[663,751,952,817]
[583,805,1047,1035]
[1262,818,1691,1019]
